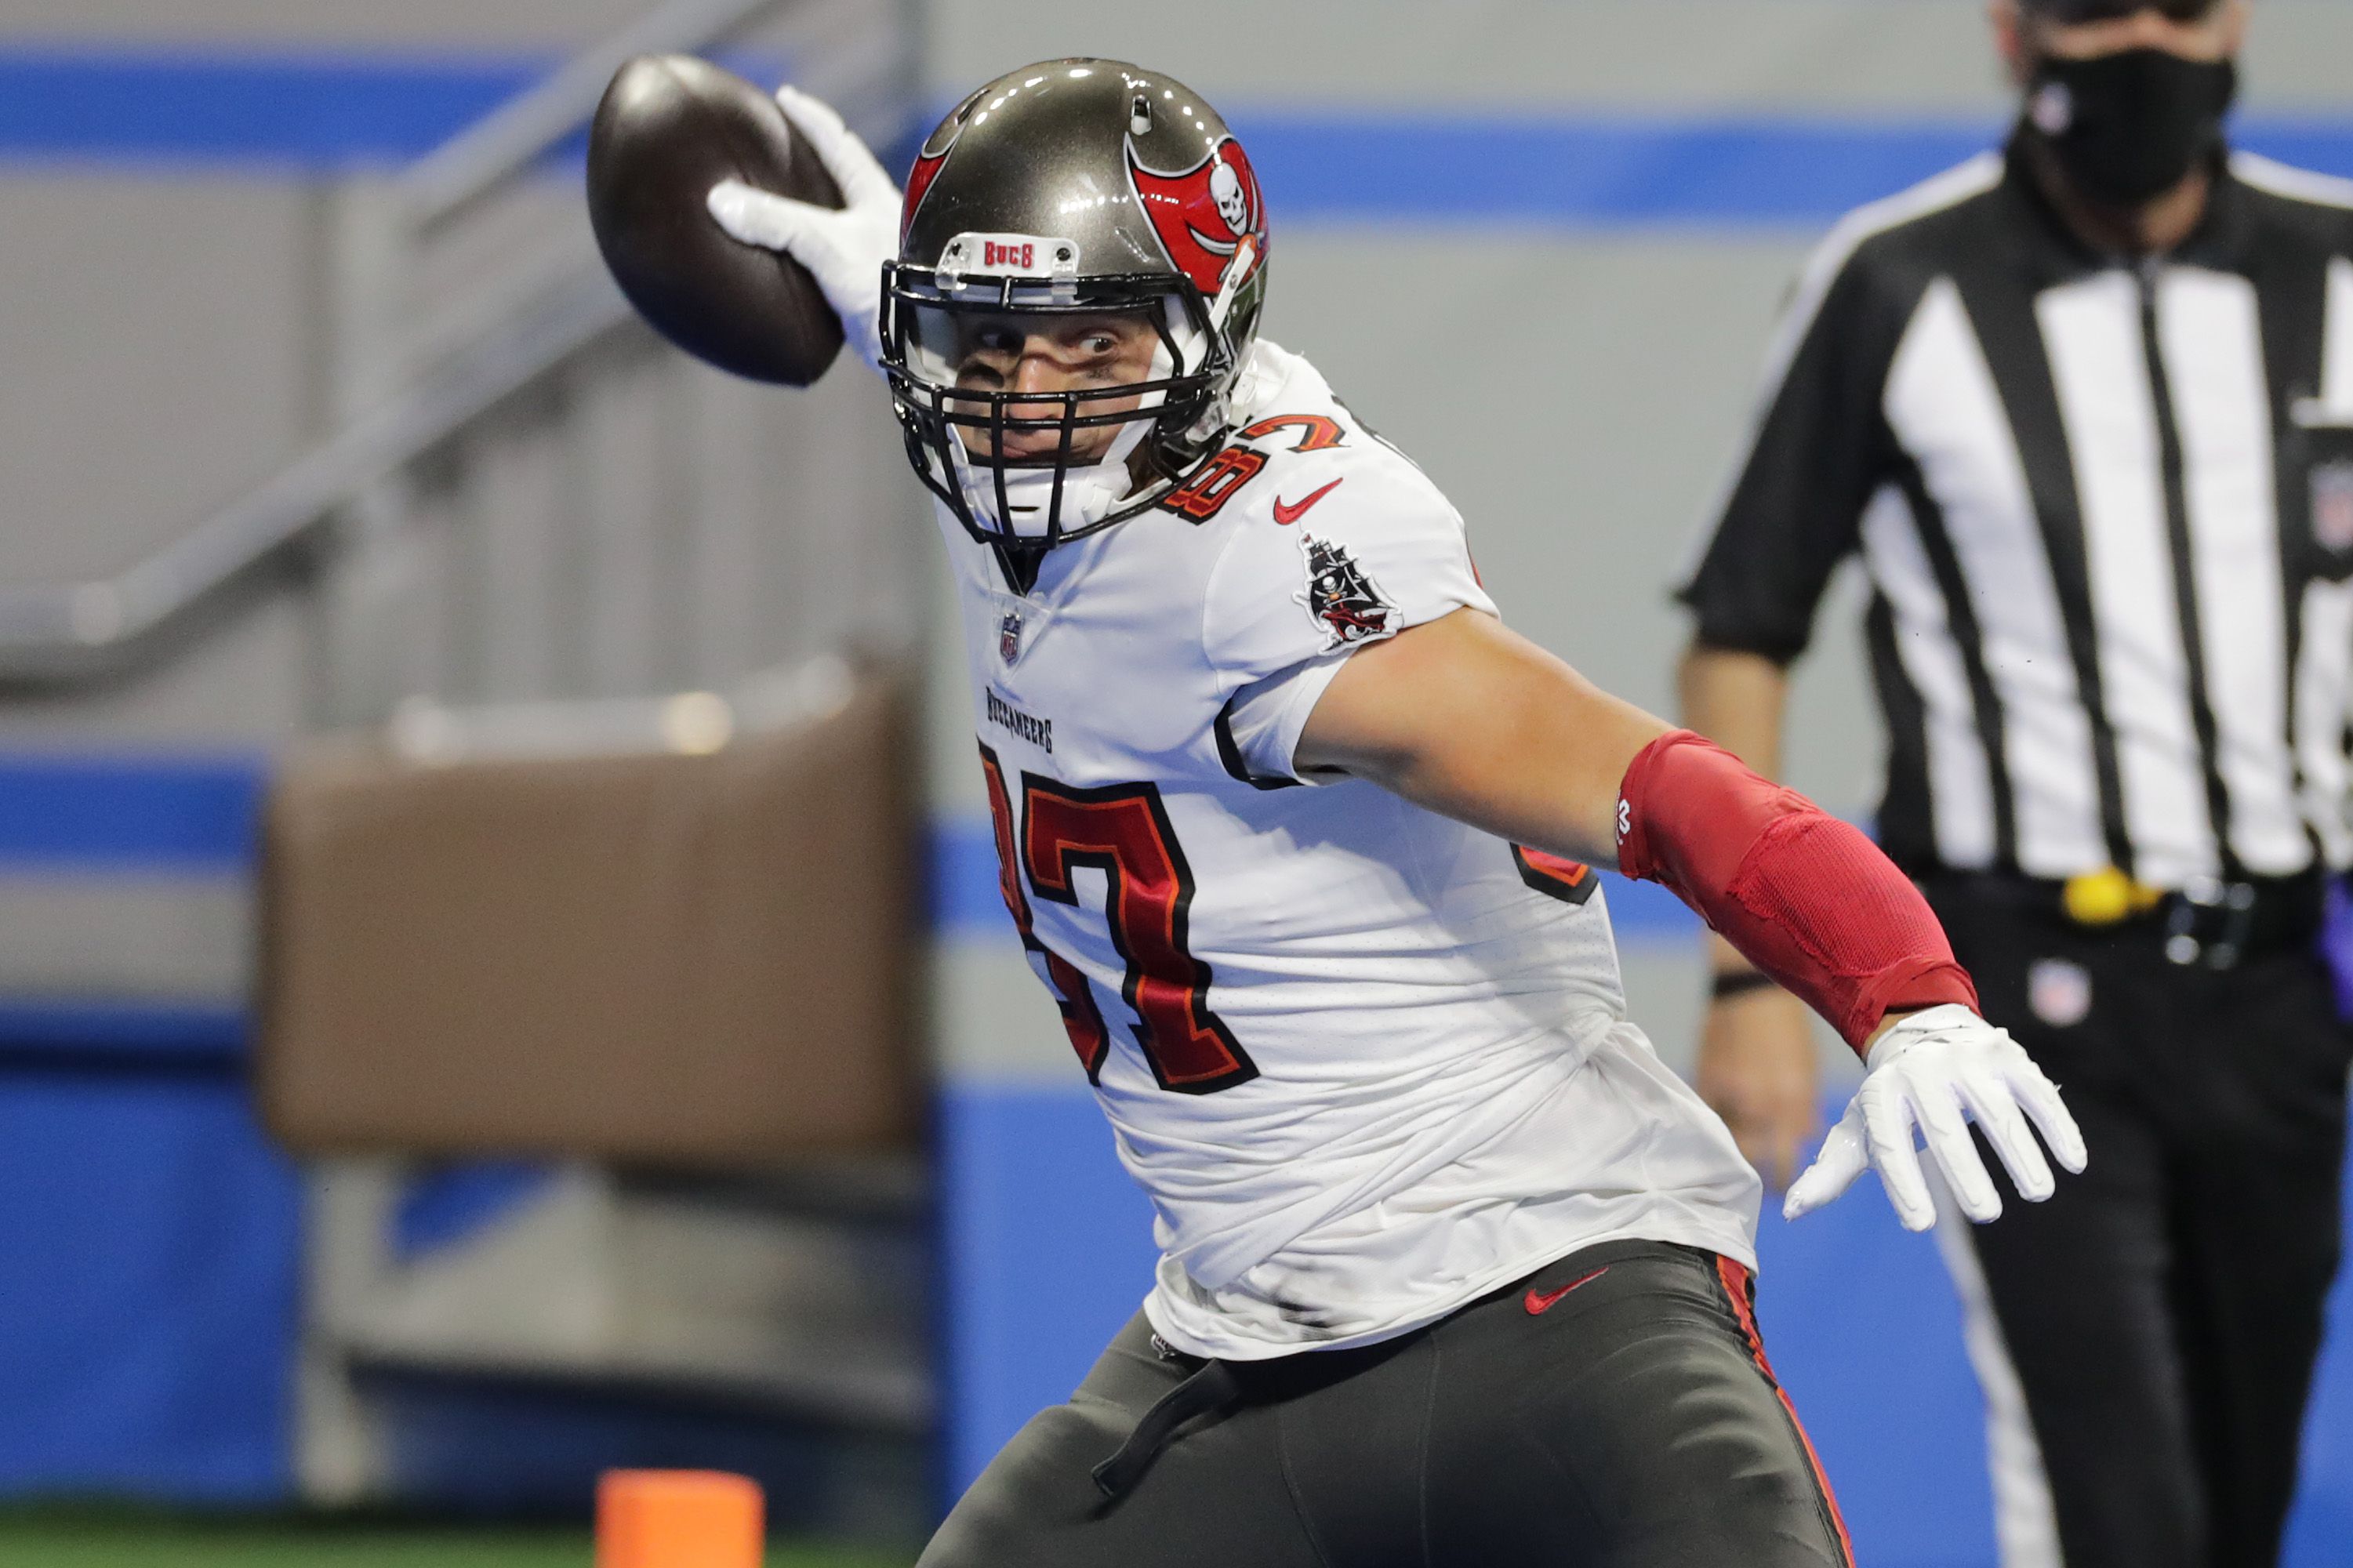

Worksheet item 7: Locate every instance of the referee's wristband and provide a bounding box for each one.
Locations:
[1710,971,1777,1003]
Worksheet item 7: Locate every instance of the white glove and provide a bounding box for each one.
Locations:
[1783,1004,2087,1233]
[706,85,902,371]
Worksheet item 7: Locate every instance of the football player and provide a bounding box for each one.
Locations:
[706,61,2087,1566]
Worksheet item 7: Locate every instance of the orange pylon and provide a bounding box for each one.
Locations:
[596,1469,764,1568]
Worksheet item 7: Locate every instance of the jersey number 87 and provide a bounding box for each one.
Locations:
[979,744,1260,1094]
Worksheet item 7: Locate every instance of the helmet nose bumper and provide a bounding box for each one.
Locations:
[997,391,1076,453]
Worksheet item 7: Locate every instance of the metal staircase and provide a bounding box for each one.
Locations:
[0,0,924,714]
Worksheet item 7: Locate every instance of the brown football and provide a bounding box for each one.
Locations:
[587,54,846,387]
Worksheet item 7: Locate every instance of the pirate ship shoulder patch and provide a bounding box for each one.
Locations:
[1295,532,1396,651]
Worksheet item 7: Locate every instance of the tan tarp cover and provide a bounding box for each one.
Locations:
[257,673,920,1171]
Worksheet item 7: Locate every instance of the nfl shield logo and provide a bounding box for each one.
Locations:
[2315,460,2353,553]
[2028,958,2093,1029]
[998,610,1023,666]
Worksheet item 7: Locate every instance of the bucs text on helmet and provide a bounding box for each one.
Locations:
[881,60,1271,564]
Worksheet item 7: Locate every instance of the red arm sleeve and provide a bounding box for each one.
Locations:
[1614,730,1977,1052]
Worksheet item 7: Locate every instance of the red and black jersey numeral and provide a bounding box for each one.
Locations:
[1240,414,1347,453]
[1160,446,1268,522]
[1512,844,1600,906]
[979,744,1109,1078]
[1019,777,1258,1095]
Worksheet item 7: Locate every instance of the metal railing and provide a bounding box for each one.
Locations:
[0,0,914,681]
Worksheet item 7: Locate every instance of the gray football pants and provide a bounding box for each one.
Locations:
[920,1239,1854,1568]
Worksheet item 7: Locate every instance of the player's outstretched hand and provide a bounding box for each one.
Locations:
[1782,1004,2086,1232]
[707,85,901,369]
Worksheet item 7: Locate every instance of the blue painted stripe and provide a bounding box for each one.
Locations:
[0,46,784,172]
[1598,873,1702,941]
[1,50,2348,223]
[1238,114,1995,226]
[930,811,1698,944]
[0,48,546,169]
[929,813,1007,937]
[391,1160,557,1261]
[0,755,262,1058]
[937,1079,1157,1495]
[0,999,245,1059]
[0,753,266,870]
[0,753,1687,942]
[1240,114,2353,226]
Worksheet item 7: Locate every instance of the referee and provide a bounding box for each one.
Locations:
[1679,2,2352,1565]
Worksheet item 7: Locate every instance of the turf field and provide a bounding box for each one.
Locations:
[0,1512,910,1568]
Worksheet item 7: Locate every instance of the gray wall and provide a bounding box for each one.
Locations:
[0,2,633,742]
[0,0,649,46]
[0,0,917,745]
[931,0,2353,114]
[0,172,325,741]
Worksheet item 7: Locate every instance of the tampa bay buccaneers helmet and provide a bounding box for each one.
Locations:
[881,60,1272,561]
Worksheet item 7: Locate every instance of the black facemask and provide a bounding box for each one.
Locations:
[2023,48,2238,206]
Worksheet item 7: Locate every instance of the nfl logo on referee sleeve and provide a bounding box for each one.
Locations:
[2313,460,2353,553]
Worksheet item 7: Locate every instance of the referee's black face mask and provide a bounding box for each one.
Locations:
[2024,47,2238,206]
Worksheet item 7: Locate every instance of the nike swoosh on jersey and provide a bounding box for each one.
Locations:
[1272,478,1344,525]
[1523,1266,1610,1316]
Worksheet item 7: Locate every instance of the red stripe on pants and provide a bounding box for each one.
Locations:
[1715,1255,1857,1568]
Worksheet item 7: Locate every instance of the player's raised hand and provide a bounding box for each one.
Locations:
[708,85,901,369]
[1783,1004,2086,1232]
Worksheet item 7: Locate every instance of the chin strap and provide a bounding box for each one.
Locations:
[1615,730,1978,1052]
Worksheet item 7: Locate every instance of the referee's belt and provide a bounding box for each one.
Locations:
[1937,866,2326,971]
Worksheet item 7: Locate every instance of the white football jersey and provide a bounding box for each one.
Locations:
[942,342,1759,1359]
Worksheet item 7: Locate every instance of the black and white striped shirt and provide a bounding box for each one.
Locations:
[1683,141,2353,888]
